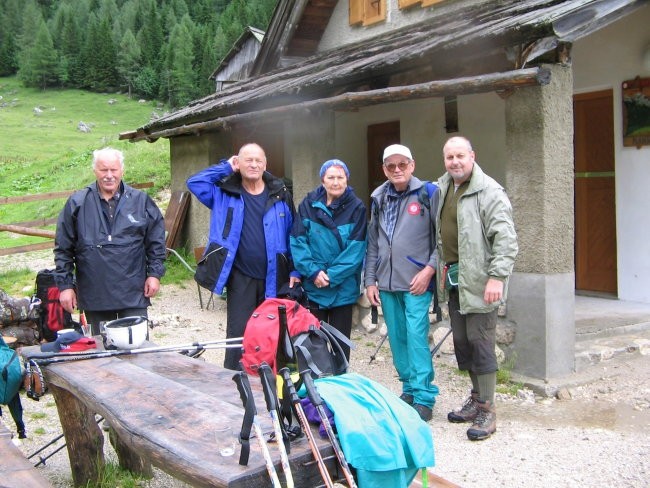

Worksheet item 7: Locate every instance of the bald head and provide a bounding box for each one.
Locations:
[443,136,475,185]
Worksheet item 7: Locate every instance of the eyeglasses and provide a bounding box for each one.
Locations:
[383,161,411,172]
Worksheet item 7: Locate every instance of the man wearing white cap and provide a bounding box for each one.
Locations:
[365,144,439,421]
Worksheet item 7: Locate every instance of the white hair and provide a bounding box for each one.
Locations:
[92,148,124,169]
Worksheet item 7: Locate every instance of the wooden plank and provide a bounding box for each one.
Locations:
[0,224,55,239]
[409,468,461,487]
[0,182,154,205]
[0,423,53,488]
[127,67,551,142]
[164,191,190,250]
[0,241,54,256]
[11,217,58,228]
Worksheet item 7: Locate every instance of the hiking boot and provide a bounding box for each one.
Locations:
[413,403,433,422]
[399,393,414,405]
[466,401,496,441]
[447,391,479,423]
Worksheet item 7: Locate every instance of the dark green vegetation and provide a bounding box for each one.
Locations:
[0,0,277,108]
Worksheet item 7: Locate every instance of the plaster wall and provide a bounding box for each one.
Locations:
[285,114,336,205]
[170,133,231,251]
[332,92,507,204]
[572,3,650,302]
[319,0,483,51]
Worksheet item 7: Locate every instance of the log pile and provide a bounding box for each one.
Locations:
[1,289,41,346]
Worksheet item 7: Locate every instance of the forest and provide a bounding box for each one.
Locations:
[0,0,278,108]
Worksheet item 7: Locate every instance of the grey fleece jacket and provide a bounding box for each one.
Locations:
[364,176,439,292]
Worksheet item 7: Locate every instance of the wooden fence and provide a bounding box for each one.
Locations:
[0,182,153,257]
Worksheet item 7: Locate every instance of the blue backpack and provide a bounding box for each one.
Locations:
[1,335,22,405]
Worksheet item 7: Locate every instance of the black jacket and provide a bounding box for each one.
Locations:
[54,182,166,311]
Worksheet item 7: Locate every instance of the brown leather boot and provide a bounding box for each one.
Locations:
[466,400,496,441]
[447,391,479,423]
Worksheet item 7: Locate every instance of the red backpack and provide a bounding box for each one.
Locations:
[241,298,352,377]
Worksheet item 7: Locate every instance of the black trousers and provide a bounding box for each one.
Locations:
[308,302,353,361]
[224,268,266,370]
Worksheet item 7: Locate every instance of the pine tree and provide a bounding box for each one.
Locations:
[139,1,163,70]
[164,20,195,107]
[117,29,141,98]
[0,12,19,76]
[82,15,118,92]
[58,8,84,87]
[18,0,46,68]
[196,24,217,97]
[19,20,59,90]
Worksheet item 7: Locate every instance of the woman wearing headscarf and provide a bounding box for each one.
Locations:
[290,159,367,359]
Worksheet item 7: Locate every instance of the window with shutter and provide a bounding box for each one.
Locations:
[363,0,386,25]
[349,0,387,26]
[349,0,364,25]
[398,0,422,8]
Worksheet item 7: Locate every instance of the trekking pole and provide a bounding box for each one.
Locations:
[259,363,294,488]
[27,339,243,365]
[27,432,64,460]
[29,416,104,467]
[301,371,358,488]
[280,367,335,488]
[232,370,282,488]
[430,328,453,357]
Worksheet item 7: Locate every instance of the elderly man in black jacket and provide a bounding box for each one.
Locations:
[54,147,166,334]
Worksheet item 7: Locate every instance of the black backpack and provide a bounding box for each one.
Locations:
[292,321,352,379]
[34,269,75,342]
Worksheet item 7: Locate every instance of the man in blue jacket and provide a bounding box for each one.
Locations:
[365,144,439,422]
[55,148,166,335]
[187,143,299,370]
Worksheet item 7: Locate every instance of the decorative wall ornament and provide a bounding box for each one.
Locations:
[622,76,650,148]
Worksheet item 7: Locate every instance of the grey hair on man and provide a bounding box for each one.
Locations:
[93,147,124,169]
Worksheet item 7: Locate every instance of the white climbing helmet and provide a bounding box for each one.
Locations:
[103,316,148,350]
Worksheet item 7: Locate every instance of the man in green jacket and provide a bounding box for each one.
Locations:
[436,136,518,440]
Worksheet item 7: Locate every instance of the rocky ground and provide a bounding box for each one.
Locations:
[2,250,650,487]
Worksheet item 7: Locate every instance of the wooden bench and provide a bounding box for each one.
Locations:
[0,421,53,488]
[21,346,339,487]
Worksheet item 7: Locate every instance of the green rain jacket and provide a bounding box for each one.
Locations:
[435,162,518,313]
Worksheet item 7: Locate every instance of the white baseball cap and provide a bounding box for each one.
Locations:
[383,144,413,161]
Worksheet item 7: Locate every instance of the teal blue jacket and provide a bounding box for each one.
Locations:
[290,186,367,308]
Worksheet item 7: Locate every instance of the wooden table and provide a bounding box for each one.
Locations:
[21,344,337,488]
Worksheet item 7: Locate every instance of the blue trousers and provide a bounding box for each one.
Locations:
[380,291,438,407]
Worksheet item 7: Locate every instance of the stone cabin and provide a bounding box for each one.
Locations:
[121,0,650,381]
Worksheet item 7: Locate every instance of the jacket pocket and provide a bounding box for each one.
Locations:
[194,243,227,291]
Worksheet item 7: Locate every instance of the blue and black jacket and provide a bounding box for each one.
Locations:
[290,186,367,308]
[187,161,296,297]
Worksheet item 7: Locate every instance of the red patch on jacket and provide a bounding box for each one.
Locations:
[407,202,421,215]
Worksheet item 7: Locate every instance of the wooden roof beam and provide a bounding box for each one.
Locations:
[120,66,550,142]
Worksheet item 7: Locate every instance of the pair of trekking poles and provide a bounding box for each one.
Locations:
[232,363,357,488]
